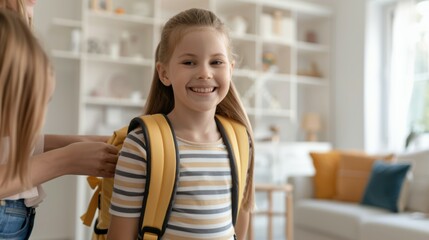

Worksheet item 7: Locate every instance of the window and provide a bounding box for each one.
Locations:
[380,0,429,150]
[409,14,429,133]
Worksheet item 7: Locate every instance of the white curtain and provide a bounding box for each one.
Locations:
[387,0,417,151]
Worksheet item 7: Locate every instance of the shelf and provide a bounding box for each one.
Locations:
[86,11,158,25]
[262,36,294,46]
[265,73,293,82]
[234,70,293,82]
[262,0,333,16]
[51,50,81,60]
[84,97,146,108]
[52,18,82,28]
[52,50,154,66]
[297,75,329,86]
[160,0,210,15]
[48,0,333,143]
[84,54,153,66]
[234,69,259,78]
[297,41,330,52]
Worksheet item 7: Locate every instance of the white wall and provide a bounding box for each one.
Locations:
[30,176,78,240]
[35,0,81,135]
[332,0,396,151]
[331,0,367,149]
[31,1,80,239]
[365,0,387,153]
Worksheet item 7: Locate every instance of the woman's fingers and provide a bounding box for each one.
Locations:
[105,144,119,154]
[65,142,119,176]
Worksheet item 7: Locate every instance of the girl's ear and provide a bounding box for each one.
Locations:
[229,60,235,77]
[156,62,171,86]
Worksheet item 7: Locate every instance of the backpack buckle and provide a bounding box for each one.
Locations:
[138,226,162,240]
[93,218,108,235]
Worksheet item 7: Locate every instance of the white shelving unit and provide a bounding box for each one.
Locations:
[47,0,333,142]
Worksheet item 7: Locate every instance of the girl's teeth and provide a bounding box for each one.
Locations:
[191,87,214,93]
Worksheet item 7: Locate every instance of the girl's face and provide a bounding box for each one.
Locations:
[158,27,234,115]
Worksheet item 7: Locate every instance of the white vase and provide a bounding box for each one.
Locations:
[260,14,273,37]
[70,29,81,53]
[282,17,295,40]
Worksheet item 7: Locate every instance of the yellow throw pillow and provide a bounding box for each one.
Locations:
[311,151,341,199]
[334,152,394,202]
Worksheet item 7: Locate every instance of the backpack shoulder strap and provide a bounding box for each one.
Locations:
[215,115,250,225]
[128,114,179,240]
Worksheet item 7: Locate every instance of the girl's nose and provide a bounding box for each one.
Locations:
[197,64,213,80]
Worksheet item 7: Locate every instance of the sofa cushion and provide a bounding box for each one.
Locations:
[295,199,391,240]
[310,151,341,199]
[396,150,429,213]
[361,161,411,212]
[335,152,394,202]
[360,213,429,240]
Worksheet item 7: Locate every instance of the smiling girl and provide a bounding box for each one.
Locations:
[107,8,254,240]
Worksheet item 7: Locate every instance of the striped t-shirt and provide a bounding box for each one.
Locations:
[110,128,235,240]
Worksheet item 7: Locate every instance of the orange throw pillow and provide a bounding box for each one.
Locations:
[311,151,341,199]
[334,152,394,202]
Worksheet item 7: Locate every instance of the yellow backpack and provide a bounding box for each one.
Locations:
[81,114,250,240]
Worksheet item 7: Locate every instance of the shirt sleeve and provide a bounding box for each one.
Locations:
[109,128,148,218]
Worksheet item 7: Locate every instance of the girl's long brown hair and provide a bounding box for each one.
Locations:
[144,8,255,211]
[0,0,31,25]
[0,9,50,188]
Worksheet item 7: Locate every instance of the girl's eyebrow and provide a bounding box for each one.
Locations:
[178,53,227,58]
[178,53,196,58]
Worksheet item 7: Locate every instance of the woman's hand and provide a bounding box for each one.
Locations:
[0,142,118,198]
[62,142,119,177]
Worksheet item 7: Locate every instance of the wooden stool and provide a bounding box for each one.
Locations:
[248,184,293,240]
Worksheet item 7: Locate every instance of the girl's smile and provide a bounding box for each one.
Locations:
[189,86,216,94]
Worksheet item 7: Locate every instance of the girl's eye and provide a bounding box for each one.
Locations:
[212,60,224,65]
[182,61,195,65]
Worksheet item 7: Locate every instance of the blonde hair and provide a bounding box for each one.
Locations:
[0,9,50,188]
[144,8,255,211]
[0,0,31,25]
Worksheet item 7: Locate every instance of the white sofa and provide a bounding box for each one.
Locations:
[289,150,429,240]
